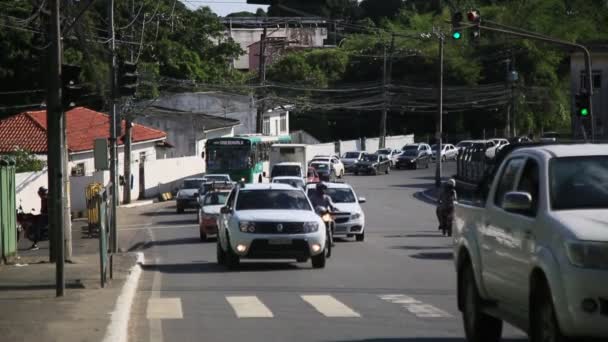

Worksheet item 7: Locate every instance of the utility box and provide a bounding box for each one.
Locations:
[0,157,17,263]
[94,138,109,171]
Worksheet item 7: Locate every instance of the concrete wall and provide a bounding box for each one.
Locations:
[571,51,608,138]
[68,141,158,177]
[333,135,415,155]
[142,156,204,198]
[154,92,256,134]
[15,169,48,213]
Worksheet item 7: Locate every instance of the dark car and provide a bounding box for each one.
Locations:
[309,161,333,181]
[354,154,391,175]
[396,145,431,169]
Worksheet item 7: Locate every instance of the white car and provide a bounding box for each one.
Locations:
[431,144,458,161]
[271,176,305,189]
[306,182,366,241]
[454,144,608,341]
[376,148,402,166]
[309,155,345,178]
[217,183,329,269]
[491,138,510,149]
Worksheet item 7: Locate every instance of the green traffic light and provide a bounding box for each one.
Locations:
[452,32,462,40]
[581,108,589,116]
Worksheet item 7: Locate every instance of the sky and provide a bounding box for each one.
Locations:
[181,0,268,17]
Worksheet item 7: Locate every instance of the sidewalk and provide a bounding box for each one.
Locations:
[0,221,138,342]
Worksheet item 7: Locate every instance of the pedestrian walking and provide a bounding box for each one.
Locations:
[436,179,457,236]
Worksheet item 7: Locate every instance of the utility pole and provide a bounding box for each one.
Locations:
[504,59,512,138]
[123,0,135,205]
[47,0,65,296]
[256,26,267,133]
[379,34,395,148]
[108,0,119,253]
[435,31,444,189]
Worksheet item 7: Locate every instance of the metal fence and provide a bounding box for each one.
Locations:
[0,157,17,264]
[90,185,112,287]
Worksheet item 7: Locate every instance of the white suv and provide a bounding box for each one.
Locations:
[306,182,367,241]
[217,183,329,269]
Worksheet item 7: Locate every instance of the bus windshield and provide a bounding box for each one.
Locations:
[207,147,251,171]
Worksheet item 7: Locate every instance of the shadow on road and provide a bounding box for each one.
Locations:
[391,183,436,190]
[329,338,526,342]
[156,219,197,226]
[413,191,437,205]
[141,261,304,274]
[141,210,182,217]
[409,252,454,260]
[385,232,444,238]
[0,282,85,291]
[128,237,201,251]
[391,245,451,251]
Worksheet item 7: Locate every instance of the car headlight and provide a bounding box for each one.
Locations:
[351,213,361,220]
[239,221,256,233]
[303,222,319,233]
[565,241,608,269]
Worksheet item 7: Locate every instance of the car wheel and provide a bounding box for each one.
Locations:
[531,280,569,342]
[385,166,390,174]
[177,206,184,214]
[396,165,400,170]
[413,161,418,170]
[225,235,240,269]
[461,263,503,342]
[442,155,447,162]
[356,231,365,242]
[372,168,378,176]
[311,243,327,269]
[330,170,336,181]
[216,238,226,265]
[354,171,359,175]
[200,231,207,242]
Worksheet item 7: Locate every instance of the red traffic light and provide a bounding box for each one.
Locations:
[467,10,480,23]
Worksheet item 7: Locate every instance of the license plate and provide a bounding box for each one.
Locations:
[268,239,292,245]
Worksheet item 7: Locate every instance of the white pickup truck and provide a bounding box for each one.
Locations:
[453,143,608,342]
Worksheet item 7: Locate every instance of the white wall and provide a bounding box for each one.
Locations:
[15,169,48,213]
[142,156,204,198]
[262,110,289,136]
[331,135,414,154]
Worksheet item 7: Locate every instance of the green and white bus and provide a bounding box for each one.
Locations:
[205,135,292,183]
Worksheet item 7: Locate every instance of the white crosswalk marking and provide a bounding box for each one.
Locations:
[226,296,274,318]
[379,294,452,318]
[301,295,361,318]
[147,298,184,320]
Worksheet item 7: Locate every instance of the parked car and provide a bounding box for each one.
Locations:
[309,156,345,179]
[456,140,475,154]
[354,154,391,175]
[376,148,402,166]
[491,138,510,149]
[198,188,231,241]
[217,183,330,269]
[341,151,365,172]
[509,135,533,144]
[176,178,205,213]
[306,167,320,183]
[431,144,458,161]
[454,143,608,341]
[271,176,305,189]
[396,144,431,169]
[306,182,366,241]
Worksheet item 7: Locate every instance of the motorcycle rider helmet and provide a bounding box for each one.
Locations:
[38,186,48,195]
[446,179,456,188]
[316,182,328,192]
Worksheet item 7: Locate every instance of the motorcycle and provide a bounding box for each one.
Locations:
[16,205,49,243]
[316,206,336,258]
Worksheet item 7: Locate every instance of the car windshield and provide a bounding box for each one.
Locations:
[204,176,229,182]
[183,180,202,189]
[203,192,229,206]
[236,190,311,210]
[362,154,378,162]
[273,178,304,188]
[377,149,390,155]
[326,188,356,203]
[271,165,301,178]
[343,152,360,159]
[311,163,329,171]
[402,146,419,156]
[550,156,608,210]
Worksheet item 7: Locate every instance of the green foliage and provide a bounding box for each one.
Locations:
[6,148,46,173]
[267,49,350,87]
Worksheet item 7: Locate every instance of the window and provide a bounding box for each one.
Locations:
[280,113,287,133]
[226,189,237,209]
[139,151,147,163]
[71,163,85,176]
[516,159,540,216]
[262,118,270,135]
[236,190,311,210]
[550,156,608,210]
[494,158,525,207]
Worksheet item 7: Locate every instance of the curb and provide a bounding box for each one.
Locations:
[419,189,438,203]
[120,200,155,209]
[102,252,144,342]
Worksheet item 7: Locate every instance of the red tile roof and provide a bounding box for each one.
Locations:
[0,107,166,153]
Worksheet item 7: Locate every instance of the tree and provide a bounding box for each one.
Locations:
[5,148,46,173]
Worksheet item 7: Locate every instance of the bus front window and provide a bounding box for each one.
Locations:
[207,148,251,170]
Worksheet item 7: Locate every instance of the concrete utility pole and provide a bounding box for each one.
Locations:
[379,34,395,149]
[256,26,267,133]
[123,0,135,205]
[108,0,119,253]
[435,31,444,189]
[504,59,512,138]
[47,0,65,296]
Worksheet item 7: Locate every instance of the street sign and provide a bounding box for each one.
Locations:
[94,138,109,171]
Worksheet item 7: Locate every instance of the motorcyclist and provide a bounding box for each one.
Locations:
[436,179,457,236]
[309,182,338,246]
[31,186,49,250]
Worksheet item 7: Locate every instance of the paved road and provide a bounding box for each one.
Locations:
[120,162,528,342]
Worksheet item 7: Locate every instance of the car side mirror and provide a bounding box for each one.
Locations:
[503,192,532,212]
[358,197,366,203]
[220,206,232,214]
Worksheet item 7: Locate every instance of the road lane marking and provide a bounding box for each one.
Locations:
[146,298,184,319]
[301,295,361,318]
[379,294,452,318]
[226,296,274,318]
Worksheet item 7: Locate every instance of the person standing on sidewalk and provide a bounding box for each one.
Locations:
[30,186,49,250]
[436,179,457,236]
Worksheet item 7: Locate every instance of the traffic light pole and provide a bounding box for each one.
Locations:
[435,33,444,189]
[478,25,594,141]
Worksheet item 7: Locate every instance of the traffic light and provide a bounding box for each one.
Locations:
[467,9,481,39]
[575,90,590,117]
[62,64,83,109]
[451,12,463,40]
[118,61,138,97]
